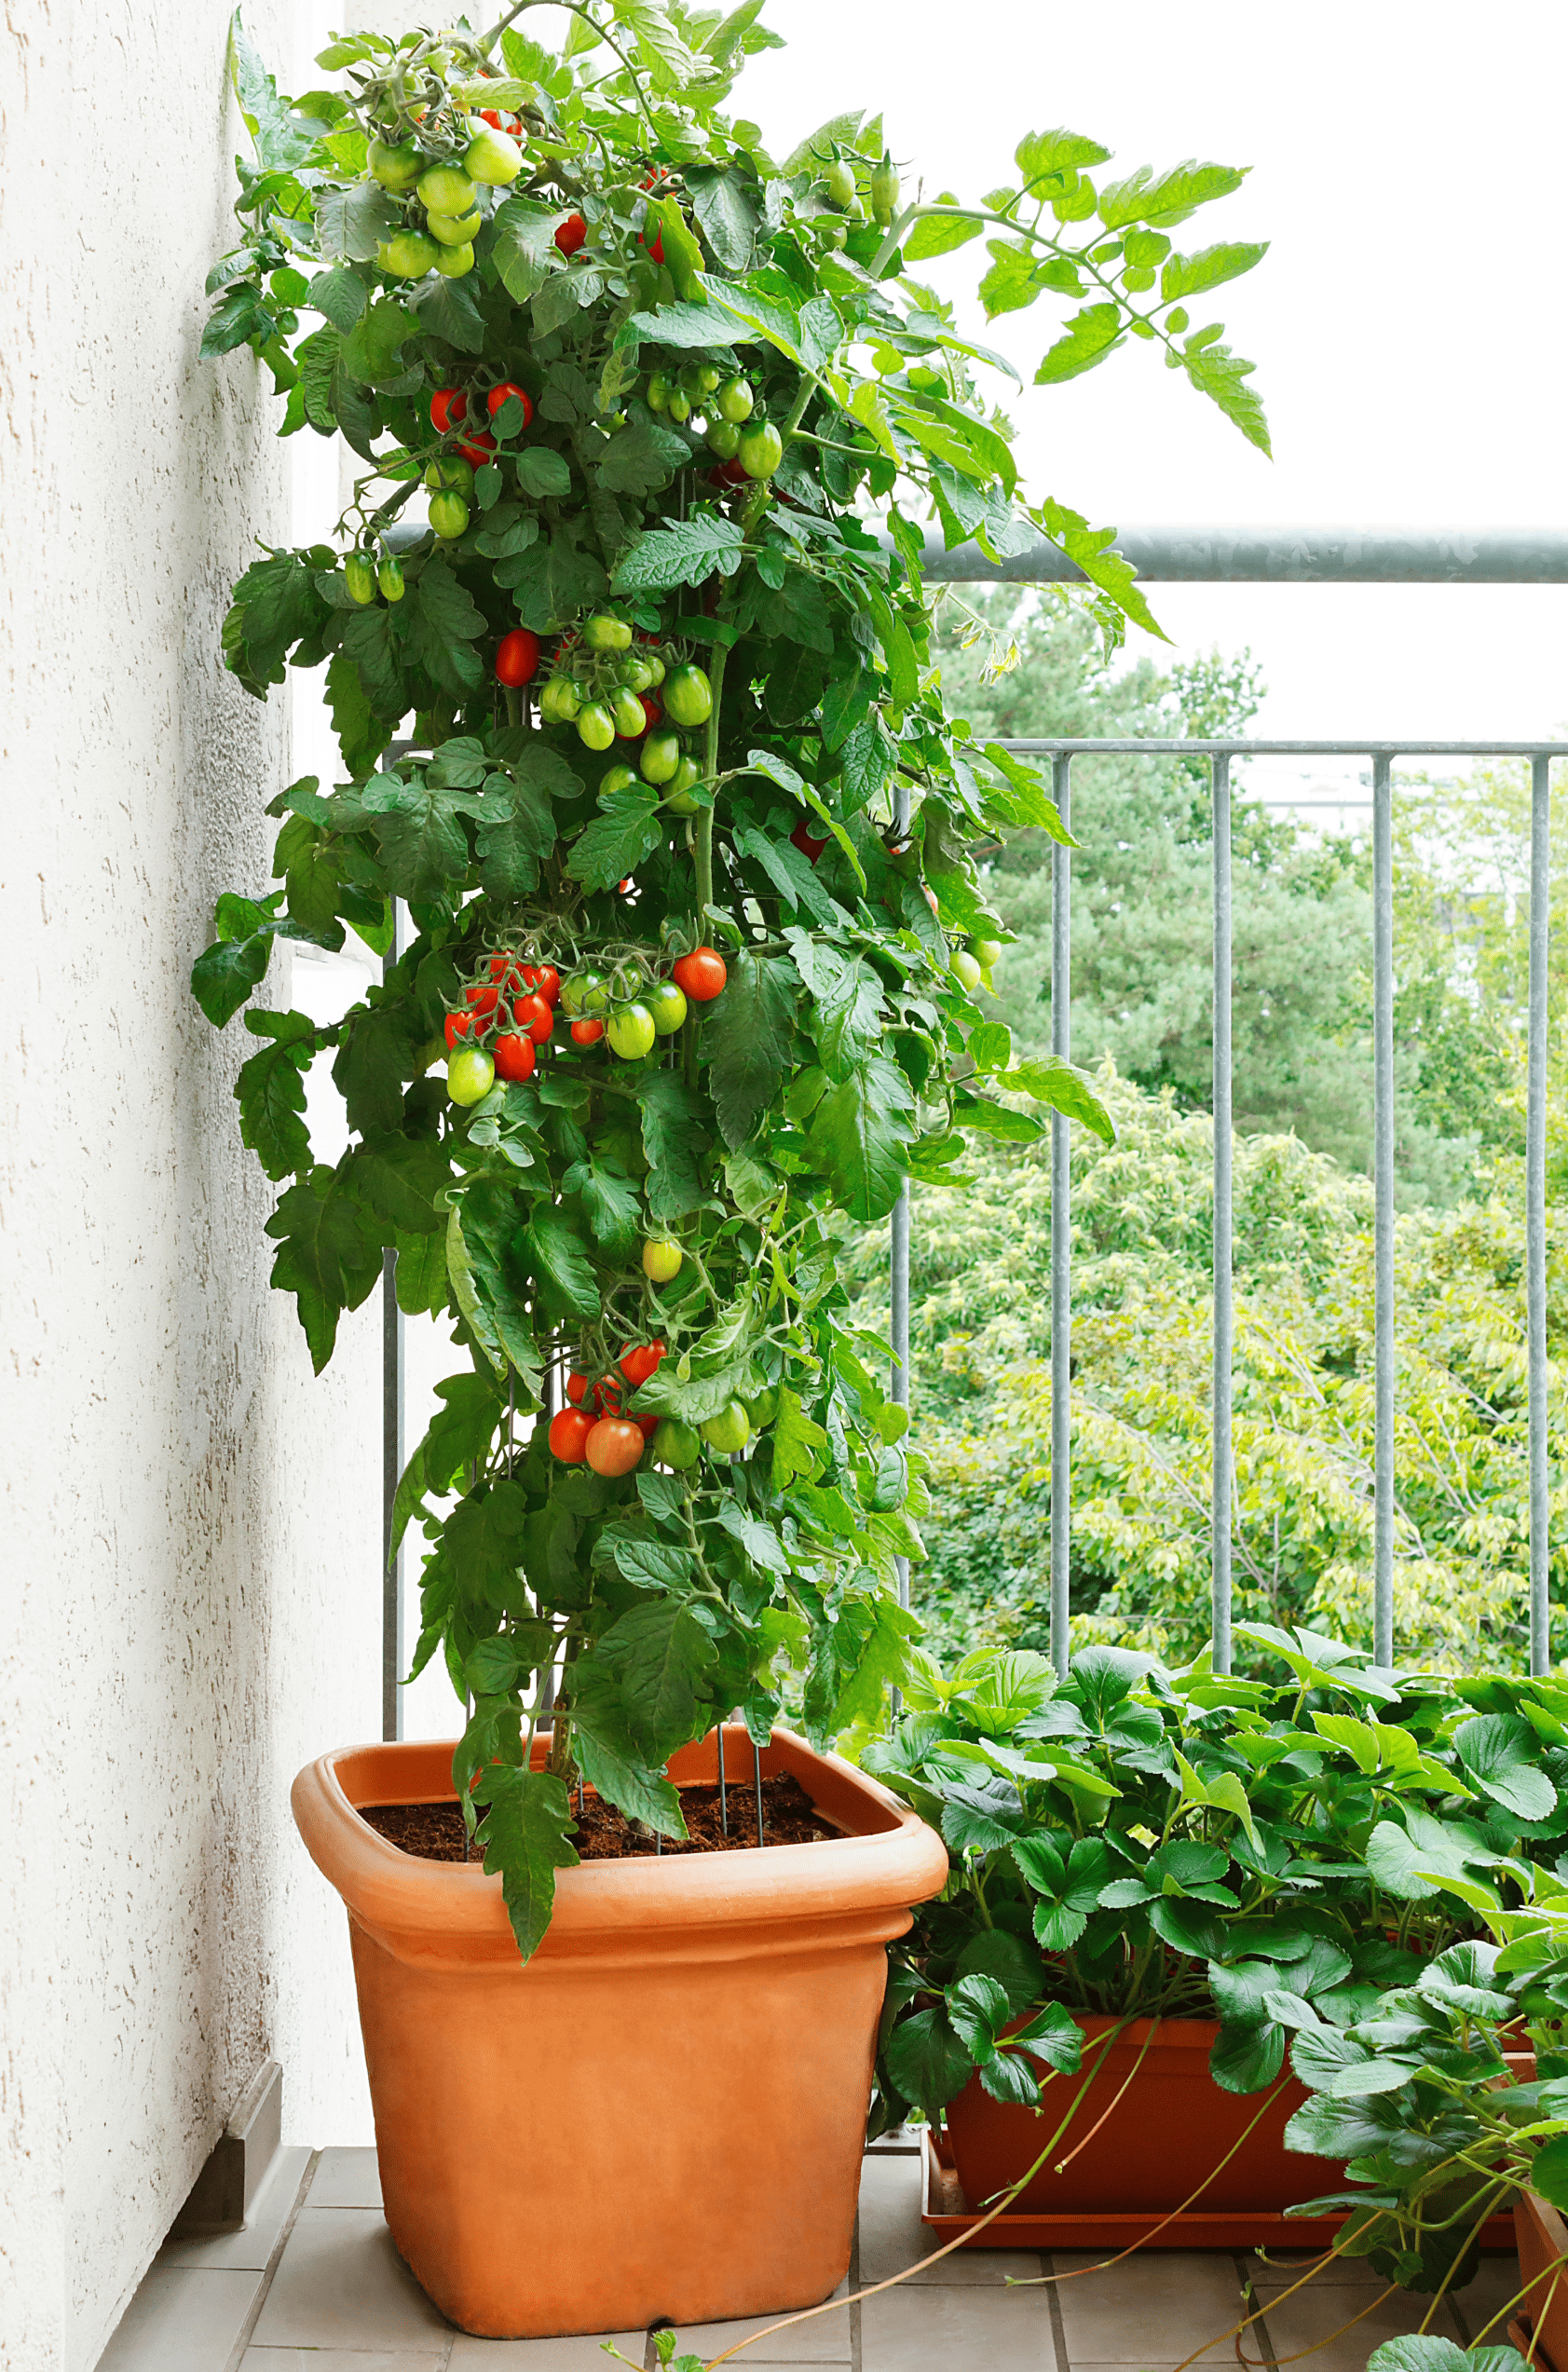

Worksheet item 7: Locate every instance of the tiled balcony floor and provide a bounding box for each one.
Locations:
[98,2137,1524,2372]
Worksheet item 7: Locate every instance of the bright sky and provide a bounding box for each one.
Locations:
[743,0,1568,754]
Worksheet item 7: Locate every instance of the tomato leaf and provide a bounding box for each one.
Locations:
[522,1203,602,1322]
[610,513,747,595]
[595,418,695,496]
[806,1054,915,1220]
[235,1009,317,1178]
[636,1070,707,1220]
[565,784,663,891]
[473,1764,580,1963]
[701,950,799,1150]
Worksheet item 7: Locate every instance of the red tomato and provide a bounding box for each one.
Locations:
[791,817,828,863]
[618,1338,666,1388]
[487,381,535,428]
[549,1407,595,1463]
[492,1032,536,1083]
[584,1416,645,1477]
[464,981,502,1018]
[481,107,501,129]
[496,628,540,687]
[487,949,526,989]
[642,229,665,265]
[514,990,553,1043]
[429,388,468,432]
[566,1372,593,1407]
[570,1016,605,1046]
[634,1413,661,1442]
[457,430,497,466]
[532,962,561,1007]
[672,947,728,1002]
[714,457,749,488]
[443,1010,472,1048]
[639,692,662,730]
[554,211,588,255]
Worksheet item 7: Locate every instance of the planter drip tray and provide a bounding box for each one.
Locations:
[920,2128,1518,2255]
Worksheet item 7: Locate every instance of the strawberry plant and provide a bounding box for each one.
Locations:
[193,2,1271,1960]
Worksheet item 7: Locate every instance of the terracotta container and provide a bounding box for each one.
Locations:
[940,2014,1519,2252]
[292,1724,948,2339]
[1511,2189,1568,2371]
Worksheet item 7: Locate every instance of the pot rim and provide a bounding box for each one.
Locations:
[292,1724,949,1969]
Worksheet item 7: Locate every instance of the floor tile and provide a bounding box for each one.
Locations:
[1261,2277,1466,2371]
[446,2336,644,2368]
[859,2281,1056,2372]
[240,2354,446,2371]
[670,2275,852,2361]
[158,2148,313,2271]
[307,2143,384,2209]
[96,2267,265,2372]
[856,2150,1040,2286]
[1053,2250,1250,2364]
[1450,2254,1528,2347]
[250,2208,452,2350]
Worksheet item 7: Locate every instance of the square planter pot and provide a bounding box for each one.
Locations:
[292,1724,948,2338]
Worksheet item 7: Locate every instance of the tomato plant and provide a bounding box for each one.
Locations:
[196,6,1270,1963]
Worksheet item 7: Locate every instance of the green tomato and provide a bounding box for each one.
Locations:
[950,948,984,993]
[648,979,688,1035]
[651,1416,701,1471]
[641,652,666,688]
[431,240,474,279]
[716,375,755,424]
[744,1385,781,1428]
[368,138,421,192]
[706,419,741,461]
[738,422,783,480]
[647,372,672,412]
[610,685,648,738]
[870,154,902,227]
[582,613,633,653]
[662,757,702,816]
[562,968,609,1016]
[425,456,475,496]
[701,1398,752,1454]
[661,663,713,729]
[416,163,477,216]
[607,1002,657,1059]
[576,702,617,753]
[599,762,639,797]
[821,157,857,210]
[642,1235,684,1283]
[377,229,440,278]
[464,126,523,185]
[973,937,1003,970]
[615,956,648,995]
[639,730,682,786]
[376,554,405,602]
[665,388,691,425]
[428,489,470,539]
[426,207,481,246]
[624,656,656,693]
[344,552,377,606]
[539,675,581,723]
[447,1046,495,1104]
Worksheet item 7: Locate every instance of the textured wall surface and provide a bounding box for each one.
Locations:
[0,4,382,2366]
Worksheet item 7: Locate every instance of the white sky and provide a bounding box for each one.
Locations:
[743,0,1568,752]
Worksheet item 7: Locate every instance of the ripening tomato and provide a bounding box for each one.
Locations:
[549,1407,596,1463]
[443,1009,473,1049]
[570,1016,605,1046]
[647,980,688,1035]
[416,163,478,216]
[531,963,561,1007]
[973,937,1003,970]
[429,387,468,433]
[566,1372,593,1407]
[487,381,534,429]
[582,613,633,653]
[576,702,617,753]
[464,980,502,1018]
[672,947,727,1002]
[428,489,470,539]
[619,1338,666,1388]
[491,1031,537,1082]
[495,628,540,687]
[584,1415,646,1476]
[639,730,682,786]
[513,990,553,1043]
[642,1236,683,1283]
[554,211,588,255]
[447,1046,495,1105]
[562,968,608,1016]
[427,207,481,247]
[464,127,522,186]
[638,692,662,731]
[701,1398,752,1454]
[611,685,648,739]
[456,429,497,467]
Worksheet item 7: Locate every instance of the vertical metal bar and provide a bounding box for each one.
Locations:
[1211,756,1234,1676]
[754,1732,766,1847]
[717,1722,728,1837]
[1529,755,1552,1675]
[893,771,913,1621]
[1050,753,1073,1676]
[381,898,405,1742]
[1372,753,1396,1667]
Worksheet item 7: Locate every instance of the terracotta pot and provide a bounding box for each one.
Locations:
[292,1724,947,2339]
[944,2014,1351,2247]
[1512,2189,1568,2372]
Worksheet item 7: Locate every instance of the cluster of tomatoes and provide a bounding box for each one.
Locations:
[643,363,782,491]
[421,381,537,542]
[537,613,714,775]
[548,1339,774,1479]
[443,944,728,1105]
[367,128,524,284]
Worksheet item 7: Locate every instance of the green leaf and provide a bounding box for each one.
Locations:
[939,1780,1024,1853]
[884,2006,974,2118]
[1034,499,1166,644]
[474,774,557,901]
[565,785,663,892]
[595,418,693,496]
[474,1764,579,1962]
[772,1387,829,1488]
[489,197,564,303]
[903,211,985,263]
[523,1205,602,1322]
[410,271,486,355]
[201,284,273,359]
[954,1929,1045,2013]
[1365,2344,1482,2372]
[946,1971,1013,2063]
[687,168,760,273]
[1182,338,1272,457]
[610,513,746,595]
[1453,1714,1557,1820]
[1031,303,1127,384]
[572,1719,688,1839]
[637,1071,707,1221]
[701,950,798,1150]
[1015,129,1111,188]
[191,931,271,1026]
[593,1600,717,1761]
[1209,2019,1286,2094]
[1161,240,1269,305]
[361,777,481,903]
[514,447,574,499]
[235,1010,315,1177]
[1098,160,1248,229]
[807,1055,916,1221]
[229,13,320,168]
[266,1167,381,1372]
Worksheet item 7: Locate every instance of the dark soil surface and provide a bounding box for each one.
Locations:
[360,1773,839,1864]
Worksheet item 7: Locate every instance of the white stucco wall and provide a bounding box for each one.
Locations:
[0,4,383,2365]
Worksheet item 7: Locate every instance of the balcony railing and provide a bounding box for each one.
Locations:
[376,531,1568,1736]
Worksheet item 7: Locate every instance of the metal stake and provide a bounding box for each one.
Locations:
[754,1732,766,1847]
[1050,752,1073,1676]
[1211,755,1234,1676]
[1372,753,1396,1667]
[381,898,405,1741]
[1529,755,1552,1675]
[717,1722,729,1837]
[892,770,913,1654]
